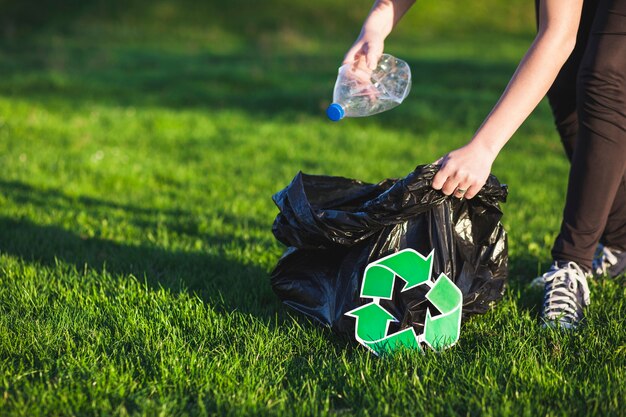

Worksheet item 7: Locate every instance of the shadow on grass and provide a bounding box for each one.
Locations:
[0,41,516,131]
[0,179,269,234]
[0,177,548,331]
[0,216,282,314]
[0,180,282,320]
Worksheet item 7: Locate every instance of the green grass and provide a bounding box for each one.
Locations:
[0,7,625,416]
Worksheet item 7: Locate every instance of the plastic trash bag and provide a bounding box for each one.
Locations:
[270,164,508,336]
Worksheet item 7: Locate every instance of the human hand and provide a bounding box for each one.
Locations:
[343,30,385,70]
[431,142,498,199]
[339,31,385,101]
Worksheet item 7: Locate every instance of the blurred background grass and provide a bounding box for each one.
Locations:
[2,0,535,42]
[1,0,536,110]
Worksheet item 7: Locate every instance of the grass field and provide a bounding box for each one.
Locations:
[0,2,625,415]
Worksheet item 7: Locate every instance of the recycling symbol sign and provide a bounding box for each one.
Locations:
[346,249,462,355]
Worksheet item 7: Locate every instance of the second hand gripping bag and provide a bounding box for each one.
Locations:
[271,164,508,337]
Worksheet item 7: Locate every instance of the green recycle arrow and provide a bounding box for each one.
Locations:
[346,302,421,355]
[346,302,396,341]
[423,274,463,350]
[346,248,463,356]
[361,249,433,299]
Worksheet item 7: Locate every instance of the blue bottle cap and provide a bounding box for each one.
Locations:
[326,103,345,121]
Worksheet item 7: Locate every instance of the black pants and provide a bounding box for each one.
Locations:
[537,0,626,270]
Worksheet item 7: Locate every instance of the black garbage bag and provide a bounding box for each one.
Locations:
[270,164,508,336]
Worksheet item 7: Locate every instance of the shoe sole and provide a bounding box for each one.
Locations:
[541,319,578,330]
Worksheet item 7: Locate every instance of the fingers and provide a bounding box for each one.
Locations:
[446,180,478,199]
[365,45,383,70]
[341,45,363,65]
[431,143,494,200]
[343,41,383,70]
[431,157,450,191]
[432,164,482,200]
[463,184,482,200]
[441,176,468,196]
[342,49,362,66]
[342,42,364,65]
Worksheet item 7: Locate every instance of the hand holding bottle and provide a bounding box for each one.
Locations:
[343,30,385,70]
[327,54,412,121]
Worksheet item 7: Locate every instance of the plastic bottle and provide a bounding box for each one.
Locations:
[326,54,411,121]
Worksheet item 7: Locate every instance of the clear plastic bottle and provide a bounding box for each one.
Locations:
[326,54,412,121]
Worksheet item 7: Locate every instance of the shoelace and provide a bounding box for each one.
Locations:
[542,262,590,325]
[592,245,619,276]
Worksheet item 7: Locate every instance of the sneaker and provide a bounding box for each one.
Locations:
[529,261,591,289]
[541,261,590,329]
[592,244,626,278]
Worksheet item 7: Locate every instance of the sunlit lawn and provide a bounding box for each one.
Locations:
[0,23,624,416]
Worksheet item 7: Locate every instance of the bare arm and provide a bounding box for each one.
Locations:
[432,0,584,199]
[343,0,416,69]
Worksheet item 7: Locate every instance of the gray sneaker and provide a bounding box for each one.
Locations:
[592,244,626,278]
[528,243,623,289]
[541,261,590,329]
[530,261,591,289]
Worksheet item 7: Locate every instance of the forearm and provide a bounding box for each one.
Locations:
[470,34,575,155]
[470,1,583,156]
[360,0,416,39]
[431,36,574,199]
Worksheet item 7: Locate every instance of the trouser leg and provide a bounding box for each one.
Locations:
[602,174,626,250]
[552,0,626,269]
[536,0,598,160]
